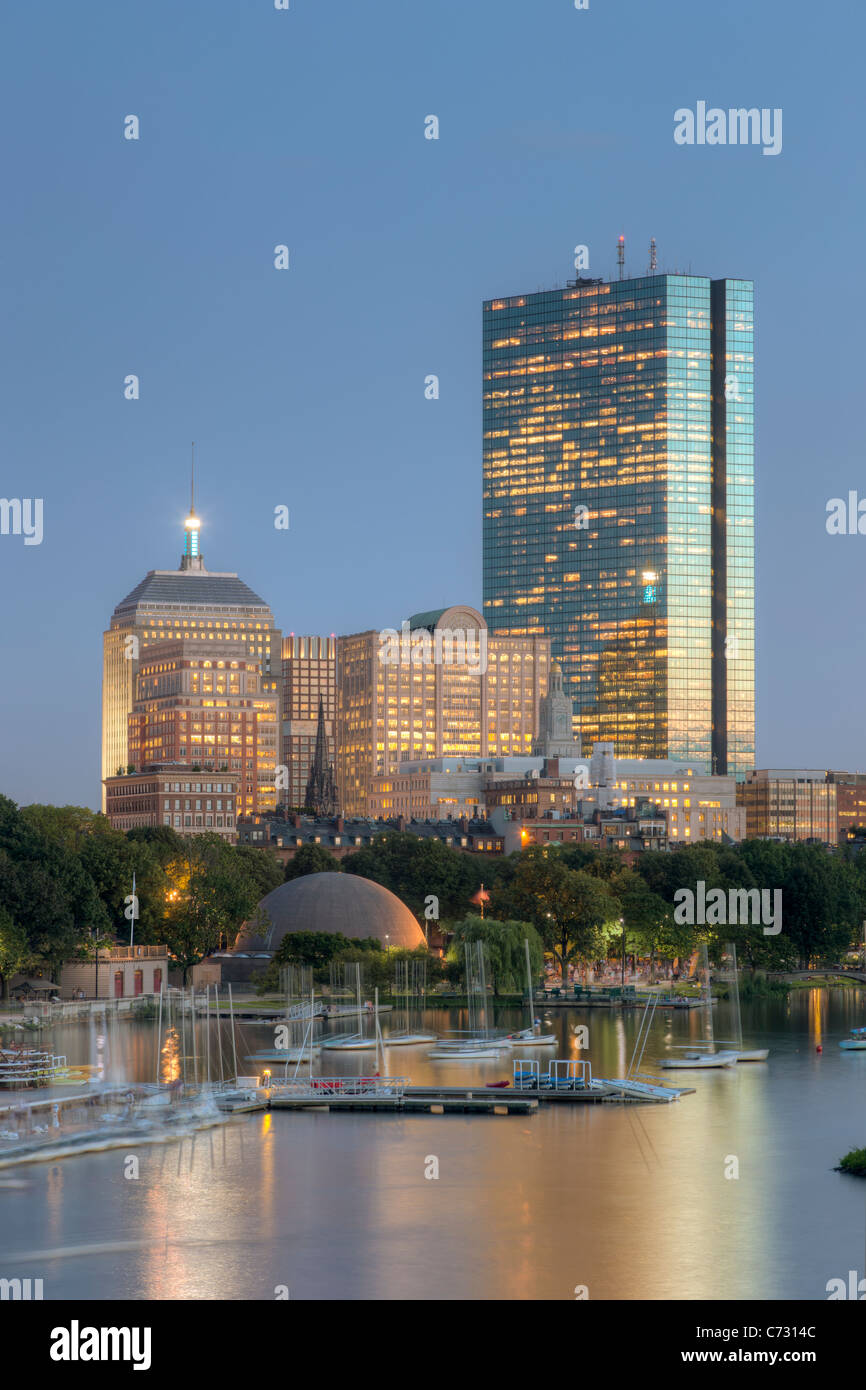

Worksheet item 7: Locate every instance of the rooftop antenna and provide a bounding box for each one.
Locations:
[181,441,202,569]
[617,235,625,280]
[649,238,657,274]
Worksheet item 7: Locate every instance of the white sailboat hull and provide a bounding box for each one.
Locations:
[385,1032,438,1046]
[246,1048,320,1064]
[427,1047,508,1060]
[734,1048,769,1062]
[506,1031,557,1046]
[660,1051,738,1069]
[320,1037,376,1051]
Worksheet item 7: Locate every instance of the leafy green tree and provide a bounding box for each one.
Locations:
[0,907,33,999]
[447,916,544,994]
[343,832,485,919]
[126,824,186,865]
[493,846,615,985]
[233,844,283,898]
[0,797,109,978]
[19,803,109,853]
[609,866,687,981]
[284,844,341,881]
[557,842,625,881]
[160,834,268,982]
[275,931,379,968]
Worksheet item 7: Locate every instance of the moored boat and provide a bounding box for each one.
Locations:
[427,1043,510,1060]
[505,1027,557,1047]
[660,1050,738,1069]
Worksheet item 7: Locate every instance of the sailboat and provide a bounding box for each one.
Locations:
[246,966,321,1065]
[716,942,769,1062]
[660,944,738,1069]
[386,958,437,1046]
[505,940,557,1046]
[320,962,377,1051]
[428,940,511,1058]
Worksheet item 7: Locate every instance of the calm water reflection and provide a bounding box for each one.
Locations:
[3,989,866,1300]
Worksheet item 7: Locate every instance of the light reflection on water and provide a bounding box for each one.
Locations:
[2,989,866,1300]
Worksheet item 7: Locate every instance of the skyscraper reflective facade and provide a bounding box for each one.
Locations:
[483,272,754,775]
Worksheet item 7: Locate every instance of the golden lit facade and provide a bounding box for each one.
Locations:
[608,771,744,842]
[482,273,755,775]
[125,642,277,816]
[337,606,549,816]
[737,769,836,844]
[101,514,281,810]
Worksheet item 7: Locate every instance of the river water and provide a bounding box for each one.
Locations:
[2,988,865,1301]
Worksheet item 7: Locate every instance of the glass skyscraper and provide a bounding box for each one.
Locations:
[482,272,754,775]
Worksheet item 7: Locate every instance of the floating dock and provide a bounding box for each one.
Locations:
[262,1064,692,1113]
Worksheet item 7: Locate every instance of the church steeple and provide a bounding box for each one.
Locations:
[180,442,205,571]
[305,695,339,817]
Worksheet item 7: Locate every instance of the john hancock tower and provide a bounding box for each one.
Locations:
[482,266,755,775]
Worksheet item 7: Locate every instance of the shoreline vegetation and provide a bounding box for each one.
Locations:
[837,1148,866,1177]
[3,799,866,1003]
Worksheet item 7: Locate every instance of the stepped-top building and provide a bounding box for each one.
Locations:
[101,493,281,814]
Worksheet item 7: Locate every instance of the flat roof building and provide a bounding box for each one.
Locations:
[337,605,550,817]
[104,764,240,841]
[483,269,755,775]
[737,769,837,844]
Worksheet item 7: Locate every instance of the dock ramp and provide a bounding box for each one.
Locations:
[596,1076,688,1103]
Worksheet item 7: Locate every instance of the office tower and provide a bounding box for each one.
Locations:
[737,769,837,844]
[280,635,337,812]
[482,268,755,775]
[124,640,277,815]
[102,502,281,811]
[337,604,549,816]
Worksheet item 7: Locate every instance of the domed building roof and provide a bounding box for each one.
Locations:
[235,872,426,953]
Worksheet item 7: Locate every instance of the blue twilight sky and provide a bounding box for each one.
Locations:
[0,0,863,809]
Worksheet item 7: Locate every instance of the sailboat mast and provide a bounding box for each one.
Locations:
[729,942,743,1050]
[155,980,164,1086]
[702,943,715,1054]
[228,983,238,1084]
